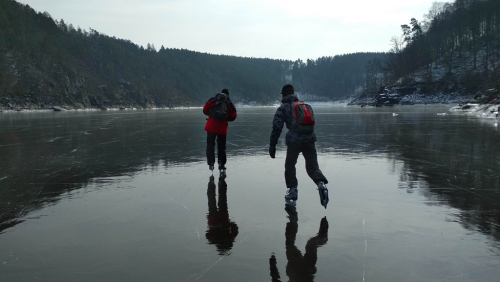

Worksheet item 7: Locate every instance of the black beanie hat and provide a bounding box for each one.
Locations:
[281,84,294,95]
[221,89,229,95]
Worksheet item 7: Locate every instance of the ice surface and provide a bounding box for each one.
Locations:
[1,107,500,281]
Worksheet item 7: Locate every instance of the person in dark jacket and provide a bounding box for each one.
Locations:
[203,89,237,172]
[269,84,329,208]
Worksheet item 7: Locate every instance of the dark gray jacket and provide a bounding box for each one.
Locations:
[270,94,317,146]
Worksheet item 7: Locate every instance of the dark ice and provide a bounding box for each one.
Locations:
[1,106,500,282]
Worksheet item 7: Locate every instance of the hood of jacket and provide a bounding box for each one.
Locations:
[281,94,299,104]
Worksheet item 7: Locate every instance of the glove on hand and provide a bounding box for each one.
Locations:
[269,145,276,159]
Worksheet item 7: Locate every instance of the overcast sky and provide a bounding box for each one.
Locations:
[18,0,451,60]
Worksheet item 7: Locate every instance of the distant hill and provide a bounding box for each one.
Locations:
[0,0,384,110]
[0,0,290,110]
[292,53,387,101]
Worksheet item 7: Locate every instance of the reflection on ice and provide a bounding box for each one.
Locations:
[269,206,329,282]
[206,175,239,256]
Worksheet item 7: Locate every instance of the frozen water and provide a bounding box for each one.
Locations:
[1,106,500,281]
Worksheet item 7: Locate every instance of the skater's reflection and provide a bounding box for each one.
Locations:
[269,206,329,282]
[206,175,239,255]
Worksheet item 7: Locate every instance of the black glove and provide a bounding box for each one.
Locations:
[269,145,276,159]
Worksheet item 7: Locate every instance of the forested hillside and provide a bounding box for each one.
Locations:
[0,0,290,109]
[355,0,500,104]
[292,53,387,101]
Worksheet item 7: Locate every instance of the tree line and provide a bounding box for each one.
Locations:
[0,0,290,108]
[292,53,387,101]
[0,0,389,108]
[364,0,500,95]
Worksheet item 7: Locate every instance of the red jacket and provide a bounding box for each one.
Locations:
[203,94,237,135]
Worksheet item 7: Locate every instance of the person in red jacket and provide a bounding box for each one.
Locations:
[203,89,237,172]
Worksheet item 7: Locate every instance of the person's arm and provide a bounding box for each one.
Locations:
[227,102,237,121]
[203,98,214,116]
[269,106,285,158]
[270,106,285,146]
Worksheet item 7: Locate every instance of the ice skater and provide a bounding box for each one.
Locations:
[269,84,329,208]
[203,89,237,174]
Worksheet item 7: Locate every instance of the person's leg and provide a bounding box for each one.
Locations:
[303,142,329,208]
[216,134,227,168]
[302,142,328,184]
[285,144,301,188]
[206,132,216,166]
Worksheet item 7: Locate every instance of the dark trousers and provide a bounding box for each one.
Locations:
[207,132,227,166]
[285,142,328,188]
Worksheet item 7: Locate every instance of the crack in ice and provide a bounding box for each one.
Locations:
[195,226,200,241]
[362,219,367,282]
[191,236,248,282]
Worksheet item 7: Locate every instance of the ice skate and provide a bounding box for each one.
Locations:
[219,164,226,176]
[219,170,227,180]
[317,182,329,209]
[284,187,298,206]
[208,163,214,172]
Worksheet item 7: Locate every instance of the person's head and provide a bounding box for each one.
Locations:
[281,84,294,96]
[221,89,229,95]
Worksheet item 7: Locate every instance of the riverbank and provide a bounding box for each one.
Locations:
[348,91,473,107]
[0,98,197,112]
[0,106,206,113]
[450,103,499,119]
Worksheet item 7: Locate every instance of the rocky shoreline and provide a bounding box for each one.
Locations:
[450,103,500,120]
[0,105,201,113]
[0,97,197,112]
[348,87,474,107]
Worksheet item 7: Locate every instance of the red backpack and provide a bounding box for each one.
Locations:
[290,102,315,134]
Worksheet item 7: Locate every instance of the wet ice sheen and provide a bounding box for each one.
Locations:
[1,106,500,282]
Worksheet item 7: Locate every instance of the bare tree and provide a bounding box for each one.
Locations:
[422,2,447,32]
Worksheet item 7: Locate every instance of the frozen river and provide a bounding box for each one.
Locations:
[1,106,500,282]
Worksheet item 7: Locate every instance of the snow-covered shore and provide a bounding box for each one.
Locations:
[450,103,499,120]
[0,106,204,113]
[349,92,472,106]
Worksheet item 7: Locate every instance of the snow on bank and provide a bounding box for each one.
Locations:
[0,106,203,114]
[234,103,280,108]
[306,101,348,107]
[399,93,472,104]
[234,101,348,108]
[350,92,472,106]
[450,103,499,119]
